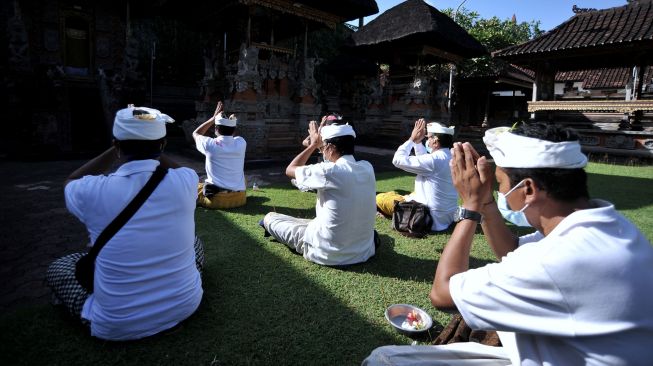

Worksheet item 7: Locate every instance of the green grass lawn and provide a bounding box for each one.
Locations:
[1,162,652,366]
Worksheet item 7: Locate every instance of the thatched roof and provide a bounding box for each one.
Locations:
[493,0,653,69]
[351,0,486,61]
[294,0,378,21]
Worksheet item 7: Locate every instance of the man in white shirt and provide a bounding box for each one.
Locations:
[363,123,653,365]
[46,105,204,341]
[261,121,377,266]
[376,119,458,231]
[193,101,247,209]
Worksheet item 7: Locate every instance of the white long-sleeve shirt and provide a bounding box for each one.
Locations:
[392,140,458,231]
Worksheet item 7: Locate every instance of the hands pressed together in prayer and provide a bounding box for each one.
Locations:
[449,142,495,213]
[410,118,427,143]
[288,116,329,178]
[213,101,224,118]
[302,115,329,147]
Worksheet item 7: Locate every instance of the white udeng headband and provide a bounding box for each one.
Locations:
[427,122,454,135]
[113,106,174,140]
[321,123,356,140]
[214,112,238,127]
[483,127,588,168]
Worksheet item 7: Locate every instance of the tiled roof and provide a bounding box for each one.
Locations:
[493,0,653,59]
[556,66,653,89]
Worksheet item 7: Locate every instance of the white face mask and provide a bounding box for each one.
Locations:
[320,144,330,162]
[426,145,432,153]
[496,179,531,227]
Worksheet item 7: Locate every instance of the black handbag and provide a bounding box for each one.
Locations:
[75,165,168,292]
[392,200,433,238]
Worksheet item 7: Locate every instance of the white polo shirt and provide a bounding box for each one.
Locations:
[195,134,246,191]
[392,140,458,231]
[449,199,653,365]
[294,155,376,265]
[65,159,203,340]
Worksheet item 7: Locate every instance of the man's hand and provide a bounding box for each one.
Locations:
[450,142,494,211]
[302,116,329,147]
[410,118,427,143]
[308,120,322,148]
[214,101,224,117]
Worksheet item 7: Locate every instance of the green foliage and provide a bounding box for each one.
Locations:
[441,7,543,77]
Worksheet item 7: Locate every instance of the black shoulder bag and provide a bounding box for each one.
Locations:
[75,165,168,292]
[392,200,433,238]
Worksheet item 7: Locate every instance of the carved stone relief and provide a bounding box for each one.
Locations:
[605,134,635,149]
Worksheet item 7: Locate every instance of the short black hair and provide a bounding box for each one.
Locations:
[115,138,165,161]
[434,133,454,148]
[216,125,236,136]
[324,135,355,156]
[504,123,589,202]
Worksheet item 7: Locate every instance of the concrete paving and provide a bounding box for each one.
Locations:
[0,144,397,313]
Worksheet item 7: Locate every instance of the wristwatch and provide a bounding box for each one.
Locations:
[454,206,483,223]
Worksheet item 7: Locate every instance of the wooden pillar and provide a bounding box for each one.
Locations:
[533,62,555,121]
[534,62,555,101]
[247,15,251,46]
[303,23,308,60]
[633,64,645,101]
[482,85,490,127]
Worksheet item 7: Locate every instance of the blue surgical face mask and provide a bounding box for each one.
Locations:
[426,145,432,153]
[496,179,531,227]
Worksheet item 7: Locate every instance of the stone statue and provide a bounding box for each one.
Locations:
[237,43,259,76]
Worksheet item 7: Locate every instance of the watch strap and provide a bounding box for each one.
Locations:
[456,207,483,223]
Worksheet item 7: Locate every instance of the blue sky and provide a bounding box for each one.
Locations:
[355,0,627,31]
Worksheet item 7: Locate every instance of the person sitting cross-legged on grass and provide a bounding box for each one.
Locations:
[363,123,653,365]
[261,121,377,266]
[193,100,247,209]
[46,105,204,341]
[376,119,458,232]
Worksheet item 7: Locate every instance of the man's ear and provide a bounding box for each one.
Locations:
[523,178,540,203]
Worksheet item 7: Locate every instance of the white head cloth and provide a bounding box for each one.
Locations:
[321,123,356,140]
[427,122,454,135]
[483,126,588,168]
[215,112,238,127]
[113,106,174,140]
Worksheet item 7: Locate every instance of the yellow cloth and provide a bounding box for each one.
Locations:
[376,191,406,217]
[197,183,247,209]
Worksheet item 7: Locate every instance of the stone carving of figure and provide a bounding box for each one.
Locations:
[203,46,218,80]
[7,1,30,70]
[437,81,449,114]
[367,77,383,105]
[268,54,279,80]
[410,76,428,96]
[237,43,259,76]
[303,57,321,82]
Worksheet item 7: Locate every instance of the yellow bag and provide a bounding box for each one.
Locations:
[376,191,405,217]
[197,183,247,209]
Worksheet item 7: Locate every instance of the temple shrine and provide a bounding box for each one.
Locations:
[493,0,653,158]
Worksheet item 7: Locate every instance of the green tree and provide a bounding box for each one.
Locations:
[441,7,543,77]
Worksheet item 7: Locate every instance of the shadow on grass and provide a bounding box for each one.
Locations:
[334,233,496,283]
[335,234,436,283]
[202,191,316,219]
[587,172,653,210]
[0,210,399,366]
